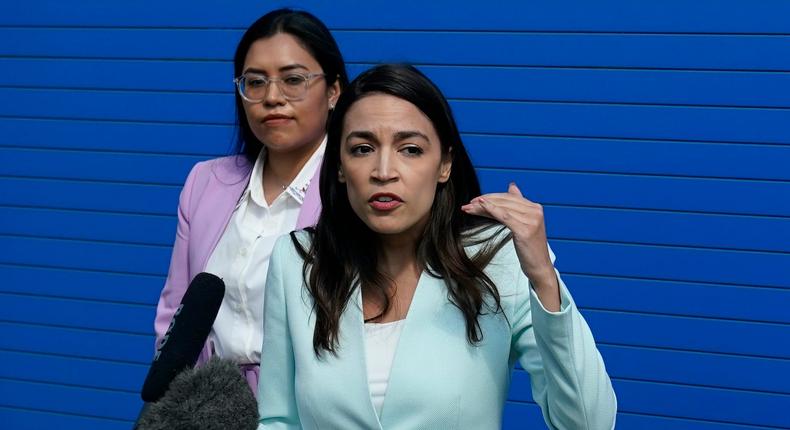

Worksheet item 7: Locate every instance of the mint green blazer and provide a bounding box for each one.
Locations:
[257,231,617,429]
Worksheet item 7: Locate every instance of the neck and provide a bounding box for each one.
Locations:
[264,137,323,188]
[366,229,423,322]
[376,212,433,275]
[377,232,420,278]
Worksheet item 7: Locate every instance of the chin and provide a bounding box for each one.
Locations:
[255,130,294,148]
[373,227,409,236]
[360,217,404,235]
[363,216,425,238]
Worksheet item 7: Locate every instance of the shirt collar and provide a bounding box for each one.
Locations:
[244,135,326,207]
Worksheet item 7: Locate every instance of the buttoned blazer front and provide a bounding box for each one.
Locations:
[153,155,322,364]
[258,231,617,430]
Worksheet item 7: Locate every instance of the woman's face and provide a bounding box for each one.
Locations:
[340,94,452,241]
[241,33,340,155]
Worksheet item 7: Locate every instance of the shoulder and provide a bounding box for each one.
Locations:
[462,224,559,301]
[181,155,251,202]
[274,229,312,255]
[462,225,523,295]
[267,231,315,303]
[176,155,252,220]
[462,224,516,267]
[187,155,252,187]
[270,230,314,272]
[463,223,556,269]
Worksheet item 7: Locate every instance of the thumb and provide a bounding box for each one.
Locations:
[508,182,523,197]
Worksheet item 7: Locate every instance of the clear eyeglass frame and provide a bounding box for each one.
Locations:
[234,72,326,102]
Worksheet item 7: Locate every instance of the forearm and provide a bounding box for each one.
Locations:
[528,266,561,313]
[529,279,617,429]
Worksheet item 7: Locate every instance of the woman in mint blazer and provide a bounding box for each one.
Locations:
[258,65,617,429]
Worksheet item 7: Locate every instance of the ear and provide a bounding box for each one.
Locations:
[337,165,346,183]
[438,148,452,183]
[327,78,341,108]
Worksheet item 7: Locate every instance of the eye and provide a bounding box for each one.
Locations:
[400,145,424,156]
[350,144,374,156]
[245,75,267,88]
[282,74,307,86]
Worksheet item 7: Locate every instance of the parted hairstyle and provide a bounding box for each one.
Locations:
[292,64,510,356]
[233,8,349,162]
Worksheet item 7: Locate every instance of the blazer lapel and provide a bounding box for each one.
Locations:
[337,286,385,429]
[194,157,252,273]
[194,156,251,364]
[296,166,322,229]
[338,272,451,428]
[378,273,451,427]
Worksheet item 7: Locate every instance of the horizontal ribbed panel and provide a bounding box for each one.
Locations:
[2,1,786,428]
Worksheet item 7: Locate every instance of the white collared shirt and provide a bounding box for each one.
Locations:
[206,138,325,364]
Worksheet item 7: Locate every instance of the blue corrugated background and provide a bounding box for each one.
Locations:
[1,1,789,428]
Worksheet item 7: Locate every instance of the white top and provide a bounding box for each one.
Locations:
[205,138,325,364]
[364,319,406,417]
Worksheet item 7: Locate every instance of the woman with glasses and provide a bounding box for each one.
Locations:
[152,8,347,395]
[257,65,617,428]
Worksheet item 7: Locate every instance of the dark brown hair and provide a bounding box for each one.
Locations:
[293,64,509,356]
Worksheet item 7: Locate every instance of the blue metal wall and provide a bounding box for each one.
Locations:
[1,1,789,428]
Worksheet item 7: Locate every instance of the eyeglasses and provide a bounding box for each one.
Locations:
[234,72,325,102]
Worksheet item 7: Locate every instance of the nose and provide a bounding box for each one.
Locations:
[262,81,286,106]
[371,151,398,183]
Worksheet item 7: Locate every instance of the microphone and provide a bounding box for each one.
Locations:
[134,357,259,430]
[141,272,225,403]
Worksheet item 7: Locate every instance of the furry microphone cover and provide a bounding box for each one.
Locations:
[136,357,259,430]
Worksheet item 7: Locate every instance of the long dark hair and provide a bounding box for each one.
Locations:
[232,9,349,162]
[294,64,510,356]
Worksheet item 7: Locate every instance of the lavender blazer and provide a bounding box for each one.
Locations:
[153,155,322,367]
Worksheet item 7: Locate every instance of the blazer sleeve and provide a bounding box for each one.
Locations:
[257,236,301,429]
[510,246,617,429]
[153,162,200,348]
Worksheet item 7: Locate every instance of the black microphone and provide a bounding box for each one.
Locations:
[135,357,259,430]
[141,272,225,403]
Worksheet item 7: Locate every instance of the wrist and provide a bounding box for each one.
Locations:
[527,266,558,291]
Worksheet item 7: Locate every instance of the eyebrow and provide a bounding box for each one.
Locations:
[242,64,310,75]
[345,130,378,144]
[393,130,430,143]
[345,130,431,144]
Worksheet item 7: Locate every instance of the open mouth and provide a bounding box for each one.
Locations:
[369,193,403,211]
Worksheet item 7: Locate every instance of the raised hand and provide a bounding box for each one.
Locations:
[461,182,561,311]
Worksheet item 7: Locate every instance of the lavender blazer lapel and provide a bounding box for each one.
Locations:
[295,165,322,229]
[191,156,252,274]
[180,156,251,365]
